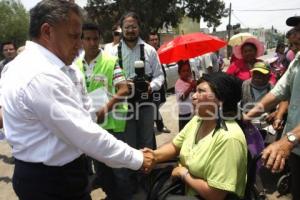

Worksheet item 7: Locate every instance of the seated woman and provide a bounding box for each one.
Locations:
[154,72,248,200]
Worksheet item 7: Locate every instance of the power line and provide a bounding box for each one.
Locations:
[232,12,246,27]
[234,8,300,12]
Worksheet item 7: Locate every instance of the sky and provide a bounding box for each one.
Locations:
[21,0,300,33]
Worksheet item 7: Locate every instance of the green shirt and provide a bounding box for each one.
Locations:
[271,51,300,155]
[173,116,247,198]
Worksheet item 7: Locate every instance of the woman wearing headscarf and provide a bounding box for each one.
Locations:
[153,72,247,200]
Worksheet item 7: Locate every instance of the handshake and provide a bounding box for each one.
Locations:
[140,147,157,173]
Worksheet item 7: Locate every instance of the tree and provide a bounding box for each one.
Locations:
[85,0,227,42]
[0,0,29,50]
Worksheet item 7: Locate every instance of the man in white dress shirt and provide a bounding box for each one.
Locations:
[0,1,154,200]
[104,24,122,56]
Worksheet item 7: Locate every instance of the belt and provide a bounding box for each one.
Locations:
[14,154,86,170]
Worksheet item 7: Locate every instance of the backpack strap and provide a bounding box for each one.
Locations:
[140,44,145,62]
[117,42,123,69]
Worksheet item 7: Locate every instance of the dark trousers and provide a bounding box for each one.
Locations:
[178,113,193,131]
[289,153,300,200]
[155,111,165,130]
[92,132,133,200]
[13,155,91,200]
[154,100,165,130]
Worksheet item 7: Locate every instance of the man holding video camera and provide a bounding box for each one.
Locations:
[113,12,164,198]
[116,12,164,150]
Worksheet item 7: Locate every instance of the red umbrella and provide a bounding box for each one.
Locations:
[157,32,227,64]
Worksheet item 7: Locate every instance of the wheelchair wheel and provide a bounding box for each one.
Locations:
[276,173,291,196]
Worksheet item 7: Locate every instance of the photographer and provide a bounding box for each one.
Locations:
[115,12,164,150]
[113,12,164,199]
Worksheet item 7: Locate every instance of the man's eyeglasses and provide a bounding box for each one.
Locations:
[123,26,138,31]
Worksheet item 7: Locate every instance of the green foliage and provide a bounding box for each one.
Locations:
[0,0,29,49]
[85,0,227,42]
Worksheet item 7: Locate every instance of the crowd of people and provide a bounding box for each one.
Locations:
[1,0,300,200]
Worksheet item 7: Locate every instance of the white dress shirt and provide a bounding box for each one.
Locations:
[62,64,92,112]
[0,41,143,168]
[112,38,164,91]
[104,42,119,56]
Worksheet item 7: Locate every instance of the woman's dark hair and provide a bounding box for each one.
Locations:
[276,43,285,53]
[177,60,190,73]
[241,42,257,52]
[199,72,242,132]
[120,12,141,28]
[199,72,242,118]
[29,0,82,39]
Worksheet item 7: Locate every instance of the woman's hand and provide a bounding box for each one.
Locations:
[171,166,189,180]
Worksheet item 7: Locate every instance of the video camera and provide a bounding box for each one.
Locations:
[128,60,152,103]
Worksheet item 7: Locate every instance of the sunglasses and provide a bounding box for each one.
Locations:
[113,32,121,36]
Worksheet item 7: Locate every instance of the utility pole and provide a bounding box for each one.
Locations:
[227,3,232,58]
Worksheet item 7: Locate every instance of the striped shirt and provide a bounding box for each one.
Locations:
[82,50,126,86]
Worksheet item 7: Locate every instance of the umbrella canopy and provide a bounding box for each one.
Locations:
[228,32,257,46]
[157,32,227,64]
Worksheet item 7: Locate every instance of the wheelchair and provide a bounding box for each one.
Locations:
[145,152,264,200]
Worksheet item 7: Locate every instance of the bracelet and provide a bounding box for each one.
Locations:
[181,170,189,181]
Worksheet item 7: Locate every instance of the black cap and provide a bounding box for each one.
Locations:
[286,16,300,27]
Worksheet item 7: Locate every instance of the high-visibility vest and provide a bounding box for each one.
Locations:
[75,52,127,132]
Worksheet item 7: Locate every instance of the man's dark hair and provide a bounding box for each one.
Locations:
[120,12,141,28]
[112,23,120,32]
[1,41,16,52]
[29,0,82,39]
[147,31,159,43]
[82,23,100,38]
[286,28,297,39]
[149,31,158,36]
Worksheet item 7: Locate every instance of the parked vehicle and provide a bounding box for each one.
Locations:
[163,63,179,91]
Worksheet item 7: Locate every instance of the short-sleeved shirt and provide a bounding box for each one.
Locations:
[199,53,213,75]
[172,116,247,198]
[82,51,126,87]
[271,52,300,155]
[286,49,295,62]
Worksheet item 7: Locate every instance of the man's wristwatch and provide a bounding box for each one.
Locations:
[286,132,299,145]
